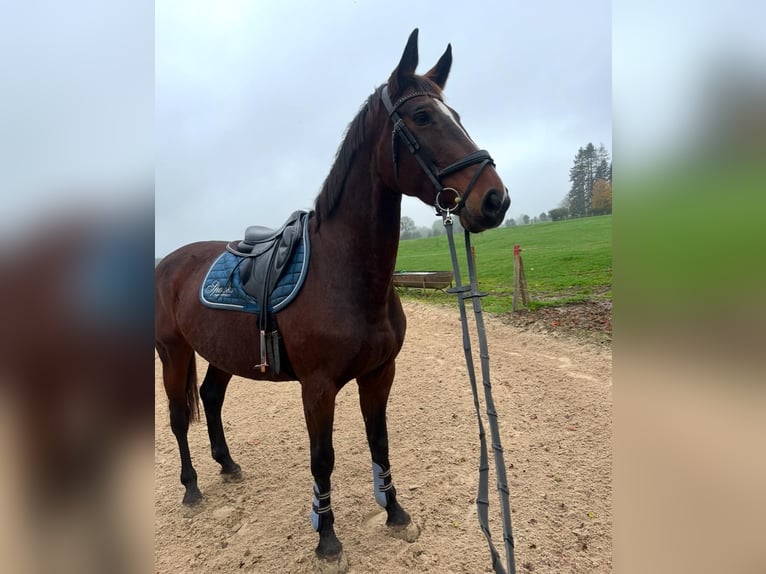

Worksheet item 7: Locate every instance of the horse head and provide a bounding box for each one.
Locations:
[377,28,510,232]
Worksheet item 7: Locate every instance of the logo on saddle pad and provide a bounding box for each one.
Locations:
[199,211,310,315]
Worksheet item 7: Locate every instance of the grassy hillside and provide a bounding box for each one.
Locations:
[395,215,612,314]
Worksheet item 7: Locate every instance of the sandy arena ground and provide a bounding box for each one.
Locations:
[155,300,612,573]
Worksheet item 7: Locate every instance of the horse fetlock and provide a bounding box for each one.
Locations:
[210,444,228,460]
[216,454,240,472]
[371,461,395,508]
[310,482,334,532]
[180,467,198,487]
[385,500,411,527]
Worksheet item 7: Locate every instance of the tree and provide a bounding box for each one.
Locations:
[521,214,530,225]
[595,143,610,181]
[539,212,548,222]
[583,142,597,215]
[566,142,611,218]
[567,146,588,217]
[505,218,517,227]
[429,216,463,235]
[549,207,569,221]
[591,179,612,215]
[400,216,417,240]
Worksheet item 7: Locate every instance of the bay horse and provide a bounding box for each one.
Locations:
[155,28,510,565]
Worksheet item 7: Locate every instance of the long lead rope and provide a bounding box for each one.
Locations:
[443,214,516,574]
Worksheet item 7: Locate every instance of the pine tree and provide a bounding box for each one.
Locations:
[583,142,596,216]
[567,147,587,217]
[595,143,611,185]
[566,142,611,218]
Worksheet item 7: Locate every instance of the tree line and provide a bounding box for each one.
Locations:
[400,216,464,239]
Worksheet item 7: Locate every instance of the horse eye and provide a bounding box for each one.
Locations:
[413,110,431,126]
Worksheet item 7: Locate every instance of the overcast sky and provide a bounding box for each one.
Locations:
[155,0,611,257]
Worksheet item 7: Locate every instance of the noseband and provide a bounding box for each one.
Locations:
[380,86,495,216]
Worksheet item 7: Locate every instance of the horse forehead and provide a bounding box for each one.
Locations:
[433,99,475,145]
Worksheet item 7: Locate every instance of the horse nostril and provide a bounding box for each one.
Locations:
[481,188,504,217]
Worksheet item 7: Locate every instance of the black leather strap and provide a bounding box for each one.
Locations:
[437,150,493,179]
[454,158,492,213]
[380,86,494,215]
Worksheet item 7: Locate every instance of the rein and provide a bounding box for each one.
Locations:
[381,84,516,572]
[442,212,517,574]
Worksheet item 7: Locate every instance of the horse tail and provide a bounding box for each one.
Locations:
[186,352,200,423]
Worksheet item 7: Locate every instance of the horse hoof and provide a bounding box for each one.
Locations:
[314,551,348,574]
[181,501,204,518]
[182,487,203,506]
[388,521,420,543]
[221,468,243,483]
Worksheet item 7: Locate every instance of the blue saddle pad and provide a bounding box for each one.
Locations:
[199,235,309,314]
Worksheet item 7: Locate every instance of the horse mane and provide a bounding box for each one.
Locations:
[314,77,441,227]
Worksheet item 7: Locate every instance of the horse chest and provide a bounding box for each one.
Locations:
[276,298,405,380]
[322,313,402,357]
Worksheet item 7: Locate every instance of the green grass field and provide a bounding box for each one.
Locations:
[395,215,612,314]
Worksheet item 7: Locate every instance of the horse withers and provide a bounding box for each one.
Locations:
[155,28,510,567]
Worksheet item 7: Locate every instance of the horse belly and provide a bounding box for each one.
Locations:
[191,312,295,381]
[167,281,290,381]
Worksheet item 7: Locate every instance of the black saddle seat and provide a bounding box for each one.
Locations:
[236,210,305,253]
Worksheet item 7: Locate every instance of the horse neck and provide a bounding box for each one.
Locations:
[317,141,402,300]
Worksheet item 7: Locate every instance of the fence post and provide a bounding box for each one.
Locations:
[513,244,530,311]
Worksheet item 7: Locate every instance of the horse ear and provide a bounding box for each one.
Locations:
[425,43,452,90]
[388,28,419,96]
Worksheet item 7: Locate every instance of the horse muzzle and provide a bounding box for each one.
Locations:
[462,186,510,232]
[481,187,510,223]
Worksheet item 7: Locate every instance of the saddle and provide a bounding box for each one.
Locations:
[227,210,308,302]
[221,209,309,374]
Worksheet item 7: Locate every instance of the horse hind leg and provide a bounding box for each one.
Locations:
[357,361,420,542]
[199,365,242,480]
[157,341,203,506]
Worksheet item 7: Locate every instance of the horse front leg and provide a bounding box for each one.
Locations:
[357,361,419,542]
[301,380,345,565]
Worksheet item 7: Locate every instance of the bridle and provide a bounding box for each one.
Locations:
[380,86,495,217]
